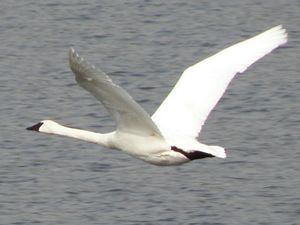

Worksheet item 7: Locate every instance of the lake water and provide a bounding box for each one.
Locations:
[1,0,299,224]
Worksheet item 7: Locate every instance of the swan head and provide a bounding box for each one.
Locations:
[26,120,60,133]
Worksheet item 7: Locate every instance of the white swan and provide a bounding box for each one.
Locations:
[27,25,287,166]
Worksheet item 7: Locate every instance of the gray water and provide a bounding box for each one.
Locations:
[1,0,299,224]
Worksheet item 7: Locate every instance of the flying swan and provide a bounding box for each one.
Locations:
[27,25,287,166]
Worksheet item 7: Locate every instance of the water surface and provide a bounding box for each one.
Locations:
[0,0,299,224]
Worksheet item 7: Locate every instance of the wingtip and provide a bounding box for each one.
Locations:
[69,47,77,58]
[69,47,75,53]
[68,47,84,62]
[278,28,288,47]
[280,26,289,44]
[268,24,288,45]
[68,47,82,69]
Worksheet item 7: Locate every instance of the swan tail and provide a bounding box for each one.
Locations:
[208,145,227,158]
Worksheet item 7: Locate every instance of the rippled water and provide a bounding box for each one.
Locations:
[1,0,299,224]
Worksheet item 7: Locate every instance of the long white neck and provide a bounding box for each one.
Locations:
[33,120,114,148]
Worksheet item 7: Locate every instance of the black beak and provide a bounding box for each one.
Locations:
[26,122,43,132]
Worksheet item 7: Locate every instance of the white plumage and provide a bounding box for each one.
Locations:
[27,25,287,166]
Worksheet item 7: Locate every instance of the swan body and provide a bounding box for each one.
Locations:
[27,25,287,166]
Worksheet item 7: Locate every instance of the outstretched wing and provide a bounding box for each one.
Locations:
[152,25,287,139]
[69,48,163,137]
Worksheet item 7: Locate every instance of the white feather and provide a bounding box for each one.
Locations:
[27,25,287,165]
[152,25,287,140]
[69,48,163,138]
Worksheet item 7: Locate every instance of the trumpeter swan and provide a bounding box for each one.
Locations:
[27,25,287,166]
